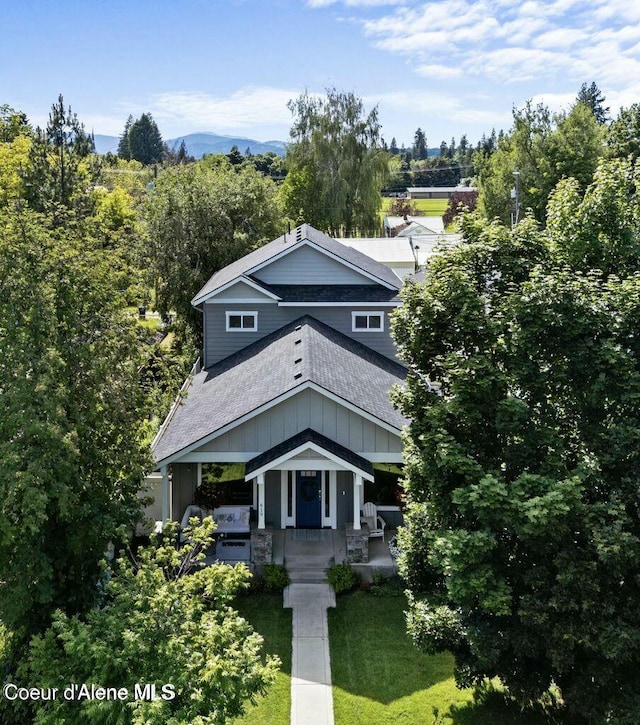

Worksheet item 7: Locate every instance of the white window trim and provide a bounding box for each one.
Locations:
[351,311,385,332]
[225,310,258,332]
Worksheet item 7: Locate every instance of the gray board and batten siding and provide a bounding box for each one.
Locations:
[195,387,403,458]
[204,304,398,367]
[251,244,380,286]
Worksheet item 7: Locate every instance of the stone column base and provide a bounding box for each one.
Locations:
[251,528,273,564]
[345,524,369,563]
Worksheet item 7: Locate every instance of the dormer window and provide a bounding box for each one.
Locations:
[352,311,384,332]
[226,311,258,332]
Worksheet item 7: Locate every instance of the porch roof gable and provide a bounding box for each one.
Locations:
[245,428,374,481]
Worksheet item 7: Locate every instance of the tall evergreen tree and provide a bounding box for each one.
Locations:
[412,128,428,160]
[117,114,133,160]
[577,81,609,125]
[123,113,164,165]
[22,95,97,218]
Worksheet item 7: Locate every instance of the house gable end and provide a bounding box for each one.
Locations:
[250,242,381,287]
[203,278,279,303]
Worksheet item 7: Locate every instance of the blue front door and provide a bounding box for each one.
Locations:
[296,471,322,528]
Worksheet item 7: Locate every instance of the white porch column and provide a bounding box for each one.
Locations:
[161,465,171,522]
[353,473,362,530]
[257,473,266,529]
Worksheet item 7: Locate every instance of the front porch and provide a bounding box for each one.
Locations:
[146,427,404,575]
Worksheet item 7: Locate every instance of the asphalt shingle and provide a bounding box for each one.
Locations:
[152,316,407,465]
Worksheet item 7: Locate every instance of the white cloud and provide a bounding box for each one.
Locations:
[147,87,297,133]
[529,91,576,114]
[353,0,640,101]
[368,89,464,115]
[533,28,587,49]
[416,64,464,79]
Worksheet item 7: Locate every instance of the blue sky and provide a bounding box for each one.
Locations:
[3,0,640,147]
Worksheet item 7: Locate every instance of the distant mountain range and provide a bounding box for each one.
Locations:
[93,132,287,158]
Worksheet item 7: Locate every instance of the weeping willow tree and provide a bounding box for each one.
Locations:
[280,89,390,237]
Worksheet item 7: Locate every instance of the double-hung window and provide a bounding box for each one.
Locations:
[351,311,384,332]
[225,311,258,332]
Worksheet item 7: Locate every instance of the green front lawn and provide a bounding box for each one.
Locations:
[328,592,579,725]
[231,593,292,725]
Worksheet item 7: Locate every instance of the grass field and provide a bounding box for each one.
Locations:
[381,197,449,216]
[231,594,292,725]
[328,592,580,725]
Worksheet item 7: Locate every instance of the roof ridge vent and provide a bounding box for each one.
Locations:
[296,225,303,241]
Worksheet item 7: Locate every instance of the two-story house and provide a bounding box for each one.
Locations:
[151,224,408,553]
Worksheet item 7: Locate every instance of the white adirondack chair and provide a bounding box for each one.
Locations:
[361,502,387,541]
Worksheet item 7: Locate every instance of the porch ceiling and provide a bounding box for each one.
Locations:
[245,428,374,481]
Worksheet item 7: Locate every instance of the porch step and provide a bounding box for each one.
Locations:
[285,555,332,584]
[287,566,330,584]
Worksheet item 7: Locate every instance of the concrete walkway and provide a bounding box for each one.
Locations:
[284,583,336,725]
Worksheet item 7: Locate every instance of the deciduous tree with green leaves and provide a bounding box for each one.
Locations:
[22,519,279,725]
[392,158,640,723]
[0,104,29,142]
[607,103,640,162]
[280,89,390,236]
[0,208,151,653]
[476,97,603,225]
[144,158,282,344]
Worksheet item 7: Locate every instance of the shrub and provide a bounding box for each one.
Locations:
[327,562,360,594]
[370,572,405,596]
[262,563,290,592]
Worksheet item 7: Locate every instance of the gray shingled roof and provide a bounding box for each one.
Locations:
[245,428,374,477]
[263,285,401,303]
[152,315,407,465]
[191,224,401,305]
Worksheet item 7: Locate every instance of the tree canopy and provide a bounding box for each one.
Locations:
[607,103,640,162]
[392,158,640,723]
[576,81,609,125]
[0,104,29,142]
[0,207,151,647]
[280,88,390,236]
[144,158,282,343]
[476,98,603,225]
[22,519,279,725]
[118,112,164,165]
[21,94,98,219]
